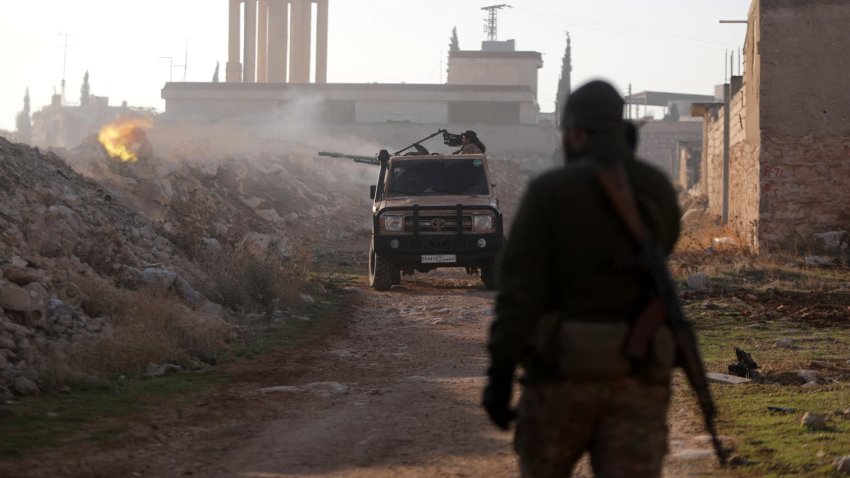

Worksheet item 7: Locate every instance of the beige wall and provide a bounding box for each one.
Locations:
[756,0,850,250]
[448,55,542,98]
[636,121,703,178]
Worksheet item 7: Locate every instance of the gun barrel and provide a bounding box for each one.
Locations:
[318,151,380,165]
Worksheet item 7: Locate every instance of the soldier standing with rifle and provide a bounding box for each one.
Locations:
[482,80,724,477]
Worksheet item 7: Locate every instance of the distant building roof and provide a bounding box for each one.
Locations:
[626,91,716,107]
[449,50,542,61]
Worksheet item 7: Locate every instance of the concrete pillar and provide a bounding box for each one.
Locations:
[226,0,243,82]
[243,0,257,83]
[316,0,328,83]
[268,0,288,82]
[289,0,312,83]
[257,0,269,82]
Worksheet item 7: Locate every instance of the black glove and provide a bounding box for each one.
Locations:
[482,361,516,430]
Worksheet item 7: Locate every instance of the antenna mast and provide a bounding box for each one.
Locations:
[481,4,511,41]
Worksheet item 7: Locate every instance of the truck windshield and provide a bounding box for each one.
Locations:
[386,158,489,197]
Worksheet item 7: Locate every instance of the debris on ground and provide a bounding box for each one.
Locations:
[727,347,760,378]
[767,406,797,413]
[836,456,850,474]
[707,372,752,384]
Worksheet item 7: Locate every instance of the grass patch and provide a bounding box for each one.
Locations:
[677,258,850,475]
[714,385,850,476]
[232,284,346,359]
[0,371,227,458]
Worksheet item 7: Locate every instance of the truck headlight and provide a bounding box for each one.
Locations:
[381,214,405,232]
[472,214,494,232]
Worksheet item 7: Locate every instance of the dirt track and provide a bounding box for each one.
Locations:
[9,268,728,478]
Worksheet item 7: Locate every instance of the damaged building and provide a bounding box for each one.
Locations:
[692,0,850,253]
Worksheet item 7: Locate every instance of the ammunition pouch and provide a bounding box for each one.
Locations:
[529,313,676,384]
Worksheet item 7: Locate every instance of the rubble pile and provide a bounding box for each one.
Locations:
[0,134,376,398]
[0,137,229,398]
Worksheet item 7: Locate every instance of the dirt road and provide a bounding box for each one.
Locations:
[11,269,727,478]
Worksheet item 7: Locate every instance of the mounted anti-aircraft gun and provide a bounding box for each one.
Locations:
[318,129,502,292]
[317,129,465,166]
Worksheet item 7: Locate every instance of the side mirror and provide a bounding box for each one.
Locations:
[370,185,377,200]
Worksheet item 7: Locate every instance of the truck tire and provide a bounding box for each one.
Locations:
[369,245,396,291]
[481,263,498,291]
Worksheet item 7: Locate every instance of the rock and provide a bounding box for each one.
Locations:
[801,411,827,430]
[686,273,709,291]
[707,372,752,384]
[236,232,292,261]
[774,338,796,349]
[13,376,40,396]
[813,231,849,255]
[836,456,850,474]
[255,208,282,223]
[797,370,819,383]
[141,267,178,295]
[805,256,837,268]
[145,363,183,378]
[299,294,316,304]
[0,385,13,401]
[172,276,204,307]
[0,283,34,312]
[241,196,266,209]
[1,266,44,286]
[0,355,7,369]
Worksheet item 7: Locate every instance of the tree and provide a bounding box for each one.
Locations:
[80,71,91,106]
[449,27,460,53]
[15,88,32,144]
[555,32,572,125]
[664,102,680,122]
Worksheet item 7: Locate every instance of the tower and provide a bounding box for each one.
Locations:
[226,0,329,84]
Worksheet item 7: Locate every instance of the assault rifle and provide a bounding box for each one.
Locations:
[595,164,728,467]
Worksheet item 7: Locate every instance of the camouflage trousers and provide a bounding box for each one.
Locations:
[514,376,670,478]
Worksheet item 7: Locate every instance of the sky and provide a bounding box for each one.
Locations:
[0,0,751,131]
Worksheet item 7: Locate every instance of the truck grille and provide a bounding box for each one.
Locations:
[404,215,472,233]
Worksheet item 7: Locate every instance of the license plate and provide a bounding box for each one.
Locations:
[421,254,457,264]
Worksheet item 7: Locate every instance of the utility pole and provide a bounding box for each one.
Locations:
[57,33,75,105]
[482,4,511,41]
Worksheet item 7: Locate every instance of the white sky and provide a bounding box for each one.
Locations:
[0,0,751,131]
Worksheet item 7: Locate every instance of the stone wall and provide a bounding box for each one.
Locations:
[702,106,724,218]
[637,121,703,178]
[756,0,850,250]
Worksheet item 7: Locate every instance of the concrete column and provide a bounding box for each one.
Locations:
[226,0,243,82]
[268,0,288,82]
[257,0,269,82]
[316,0,328,83]
[289,0,312,83]
[243,0,257,83]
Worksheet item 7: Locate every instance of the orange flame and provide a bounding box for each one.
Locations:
[98,117,153,162]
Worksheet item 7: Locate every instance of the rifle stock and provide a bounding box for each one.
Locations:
[596,165,728,467]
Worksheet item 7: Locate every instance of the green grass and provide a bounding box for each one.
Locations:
[678,261,850,476]
[714,385,850,477]
[0,371,227,458]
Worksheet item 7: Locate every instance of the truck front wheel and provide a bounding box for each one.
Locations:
[481,262,498,290]
[369,245,397,291]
